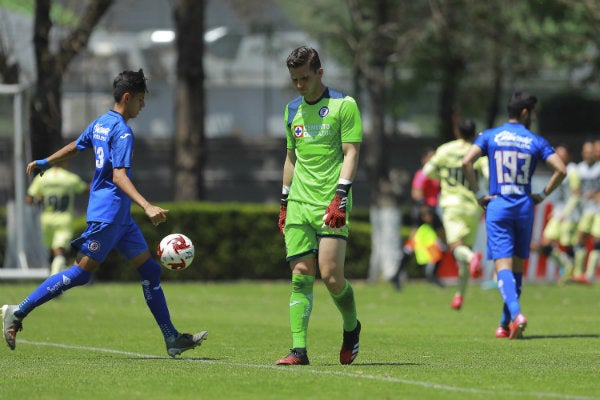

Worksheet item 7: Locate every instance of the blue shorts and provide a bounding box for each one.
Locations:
[71,220,148,263]
[485,196,534,260]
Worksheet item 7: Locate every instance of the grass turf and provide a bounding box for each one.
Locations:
[0,279,598,400]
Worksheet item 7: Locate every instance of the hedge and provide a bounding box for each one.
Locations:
[0,203,373,281]
[0,203,427,282]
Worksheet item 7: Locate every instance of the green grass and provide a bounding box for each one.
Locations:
[0,280,598,400]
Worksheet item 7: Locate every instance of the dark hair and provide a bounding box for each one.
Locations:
[113,69,148,102]
[286,46,321,72]
[507,91,537,118]
[458,118,476,141]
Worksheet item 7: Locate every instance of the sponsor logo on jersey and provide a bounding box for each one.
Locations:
[494,130,533,148]
[93,123,109,141]
[293,125,304,138]
[119,133,131,139]
[319,106,329,117]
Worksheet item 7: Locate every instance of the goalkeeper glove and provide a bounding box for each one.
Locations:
[278,186,289,235]
[322,181,351,229]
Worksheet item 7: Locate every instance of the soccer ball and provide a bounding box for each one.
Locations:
[157,233,195,271]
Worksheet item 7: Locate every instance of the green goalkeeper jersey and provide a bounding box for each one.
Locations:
[285,87,363,208]
[424,139,488,209]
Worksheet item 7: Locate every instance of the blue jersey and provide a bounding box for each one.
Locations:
[475,122,554,201]
[474,122,555,259]
[75,110,134,224]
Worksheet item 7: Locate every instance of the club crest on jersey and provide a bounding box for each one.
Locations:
[88,241,101,253]
[293,125,304,138]
[319,106,329,117]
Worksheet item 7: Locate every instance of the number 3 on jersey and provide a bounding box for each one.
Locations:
[95,146,105,169]
[493,150,531,184]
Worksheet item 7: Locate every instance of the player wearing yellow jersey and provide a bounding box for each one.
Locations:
[534,144,580,283]
[26,161,88,275]
[423,119,488,310]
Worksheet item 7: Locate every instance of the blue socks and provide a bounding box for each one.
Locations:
[138,258,178,339]
[16,265,92,318]
[498,270,522,325]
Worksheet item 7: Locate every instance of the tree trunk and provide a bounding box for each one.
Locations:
[174,0,205,201]
[30,0,113,159]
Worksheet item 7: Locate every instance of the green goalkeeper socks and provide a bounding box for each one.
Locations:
[289,273,314,349]
[330,279,358,332]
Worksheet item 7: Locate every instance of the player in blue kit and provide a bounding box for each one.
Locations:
[462,91,566,339]
[2,69,207,357]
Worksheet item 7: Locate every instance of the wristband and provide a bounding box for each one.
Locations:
[336,178,352,197]
[281,185,290,206]
[538,191,547,200]
[36,159,51,170]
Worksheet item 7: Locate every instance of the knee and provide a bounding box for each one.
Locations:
[322,274,345,295]
[138,258,162,282]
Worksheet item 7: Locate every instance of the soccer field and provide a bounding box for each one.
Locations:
[0,280,598,400]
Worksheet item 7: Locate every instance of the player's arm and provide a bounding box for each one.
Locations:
[339,142,360,182]
[462,144,493,208]
[532,153,567,204]
[322,142,361,228]
[282,148,296,188]
[410,171,427,204]
[26,141,79,176]
[113,167,169,226]
[560,170,581,219]
[422,158,439,180]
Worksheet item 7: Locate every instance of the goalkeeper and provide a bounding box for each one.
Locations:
[276,46,362,366]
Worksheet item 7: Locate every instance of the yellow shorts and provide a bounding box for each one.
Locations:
[441,206,482,246]
[543,217,577,247]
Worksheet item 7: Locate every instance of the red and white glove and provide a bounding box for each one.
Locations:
[322,181,351,229]
[278,186,289,235]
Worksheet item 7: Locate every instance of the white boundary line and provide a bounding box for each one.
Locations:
[19,339,599,400]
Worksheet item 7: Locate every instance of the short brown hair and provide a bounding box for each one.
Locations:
[286,46,321,72]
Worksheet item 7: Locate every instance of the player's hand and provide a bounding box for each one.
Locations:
[278,191,288,235]
[322,193,347,228]
[26,159,51,176]
[476,194,495,210]
[278,205,286,235]
[532,193,545,205]
[145,205,169,226]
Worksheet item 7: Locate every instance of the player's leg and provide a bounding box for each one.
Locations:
[582,215,600,283]
[2,252,95,350]
[444,207,482,310]
[119,224,207,357]
[318,236,360,365]
[503,212,534,339]
[276,202,317,365]
[275,256,315,365]
[50,228,73,275]
[3,222,146,350]
[572,213,593,280]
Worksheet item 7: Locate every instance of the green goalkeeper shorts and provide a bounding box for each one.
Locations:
[284,200,350,262]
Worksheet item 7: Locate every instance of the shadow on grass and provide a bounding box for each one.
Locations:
[128,357,221,361]
[322,362,422,367]
[523,334,600,340]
